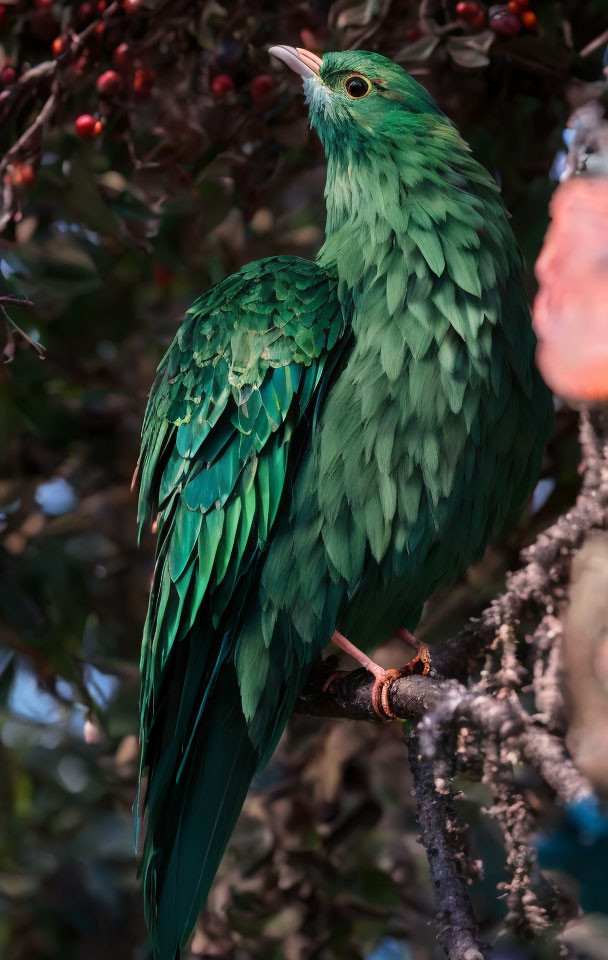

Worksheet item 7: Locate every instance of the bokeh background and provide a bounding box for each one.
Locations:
[1,1,608,959]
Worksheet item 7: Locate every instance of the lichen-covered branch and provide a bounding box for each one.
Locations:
[295,405,608,960]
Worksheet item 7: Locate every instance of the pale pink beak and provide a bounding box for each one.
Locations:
[269,45,322,79]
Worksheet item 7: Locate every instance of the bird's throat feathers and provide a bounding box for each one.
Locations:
[309,69,506,315]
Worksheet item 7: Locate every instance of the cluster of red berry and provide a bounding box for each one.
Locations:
[0,0,153,143]
[210,27,327,105]
[211,72,274,106]
[75,52,155,140]
[456,0,537,34]
[3,160,35,190]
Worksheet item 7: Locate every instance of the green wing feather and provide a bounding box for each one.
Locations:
[136,255,347,960]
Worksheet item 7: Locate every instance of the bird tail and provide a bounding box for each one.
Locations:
[138,634,258,960]
[138,615,302,960]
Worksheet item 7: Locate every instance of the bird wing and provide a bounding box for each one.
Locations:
[136,255,347,959]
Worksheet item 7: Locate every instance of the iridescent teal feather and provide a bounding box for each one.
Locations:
[136,50,553,959]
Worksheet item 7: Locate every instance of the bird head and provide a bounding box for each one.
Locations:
[268,46,443,153]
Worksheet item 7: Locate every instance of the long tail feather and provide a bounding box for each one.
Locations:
[140,647,257,960]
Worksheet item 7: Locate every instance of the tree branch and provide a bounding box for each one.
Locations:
[408,730,486,960]
[293,407,608,959]
[295,668,443,722]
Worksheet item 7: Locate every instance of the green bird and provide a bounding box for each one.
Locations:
[135,46,553,959]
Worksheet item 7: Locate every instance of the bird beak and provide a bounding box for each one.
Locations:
[268,45,322,79]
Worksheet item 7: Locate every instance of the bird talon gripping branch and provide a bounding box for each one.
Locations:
[407,642,432,676]
[379,669,403,721]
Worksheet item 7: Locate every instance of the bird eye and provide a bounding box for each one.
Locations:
[345,75,372,99]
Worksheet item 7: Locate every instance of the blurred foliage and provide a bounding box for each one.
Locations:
[1,1,608,959]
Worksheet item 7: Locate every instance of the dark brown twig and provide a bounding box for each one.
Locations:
[408,730,486,960]
[1,302,45,361]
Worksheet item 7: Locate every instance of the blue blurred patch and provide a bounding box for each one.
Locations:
[549,150,567,183]
[7,663,62,724]
[562,128,576,149]
[366,937,412,960]
[83,664,119,709]
[530,477,556,515]
[35,477,78,516]
[537,795,608,913]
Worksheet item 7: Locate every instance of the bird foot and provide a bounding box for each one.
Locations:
[394,628,432,676]
[329,630,431,722]
[371,668,403,721]
[370,643,432,720]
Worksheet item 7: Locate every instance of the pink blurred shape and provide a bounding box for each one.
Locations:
[533,177,608,403]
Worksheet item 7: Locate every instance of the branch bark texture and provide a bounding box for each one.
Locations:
[294,408,607,959]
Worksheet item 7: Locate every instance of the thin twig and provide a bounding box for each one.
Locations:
[1,88,58,172]
[0,295,34,308]
[1,304,45,361]
[579,29,608,58]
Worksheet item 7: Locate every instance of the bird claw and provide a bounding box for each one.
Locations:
[406,640,432,676]
[372,668,402,721]
[328,629,431,722]
[371,644,432,721]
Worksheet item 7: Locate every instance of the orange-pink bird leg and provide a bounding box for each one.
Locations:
[326,629,432,720]
[327,631,400,720]
[394,627,432,675]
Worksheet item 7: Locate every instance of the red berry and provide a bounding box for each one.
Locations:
[74,54,88,75]
[0,65,16,84]
[521,10,536,29]
[133,66,155,98]
[75,113,98,138]
[96,69,123,96]
[97,0,107,9]
[456,1,485,24]
[0,6,5,27]
[94,21,105,37]
[52,35,68,57]
[113,42,131,72]
[31,11,58,42]
[9,166,23,187]
[123,0,140,11]
[154,263,173,287]
[251,73,273,105]
[211,73,235,97]
[19,163,35,186]
[76,2,95,24]
[489,7,522,35]
[456,1,480,21]
[35,0,55,8]
[404,27,422,42]
[93,118,103,135]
